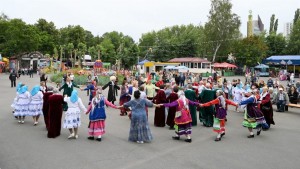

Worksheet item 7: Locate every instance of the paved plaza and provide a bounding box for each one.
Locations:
[0,74,299,169]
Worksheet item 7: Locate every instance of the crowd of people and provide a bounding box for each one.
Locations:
[10,69,300,144]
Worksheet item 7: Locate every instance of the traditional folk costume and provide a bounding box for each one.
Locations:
[200,91,237,141]
[119,84,131,116]
[198,88,216,127]
[145,83,156,100]
[166,91,179,129]
[13,86,30,123]
[124,98,154,143]
[63,90,87,139]
[102,76,120,104]
[11,82,23,116]
[153,89,167,127]
[260,91,275,127]
[83,81,98,105]
[163,91,199,143]
[28,85,44,125]
[43,88,53,130]
[239,92,269,138]
[59,81,79,111]
[48,90,64,138]
[184,88,197,126]
[86,91,118,141]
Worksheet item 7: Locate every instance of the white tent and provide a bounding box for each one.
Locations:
[164,65,176,69]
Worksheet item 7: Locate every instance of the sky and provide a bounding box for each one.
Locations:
[1,0,300,42]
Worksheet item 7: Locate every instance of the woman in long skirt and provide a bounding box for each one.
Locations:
[200,90,237,141]
[123,90,159,144]
[13,85,30,123]
[119,81,130,116]
[239,89,269,138]
[28,85,44,125]
[162,91,200,143]
[260,86,275,127]
[85,89,120,141]
[63,90,87,139]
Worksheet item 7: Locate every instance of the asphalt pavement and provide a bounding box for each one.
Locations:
[0,74,299,169]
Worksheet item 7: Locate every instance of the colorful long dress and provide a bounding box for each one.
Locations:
[124,99,153,142]
[260,92,275,127]
[185,89,197,126]
[119,85,130,115]
[13,90,31,117]
[86,96,118,137]
[166,92,179,128]
[163,99,199,136]
[201,98,237,133]
[240,96,269,130]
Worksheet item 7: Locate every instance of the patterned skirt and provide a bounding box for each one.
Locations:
[129,117,153,142]
[27,102,43,116]
[63,108,81,129]
[88,120,105,136]
[175,123,192,136]
[14,103,29,116]
[213,118,225,133]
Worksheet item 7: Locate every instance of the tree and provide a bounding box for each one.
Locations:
[287,9,300,54]
[233,36,268,66]
[269,14,275,34]
[88,46,97,60]
[266,33,286,56]
[77,42,87,68]
[66,43,74,67]
[34,18,59,55]
[293,8,300,25]
[96,44,102,60]
[204,0,241,63]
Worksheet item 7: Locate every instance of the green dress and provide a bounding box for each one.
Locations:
[59,82,79,111]
[198,89,216,127]
[184,89,197,126]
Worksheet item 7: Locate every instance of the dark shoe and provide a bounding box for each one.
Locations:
[257,128,262,135]
[221,133,225,137]
[185,138,192,143]
[169,127,175,130]
[247,134,254,138]
[215,137,221,141]
[96,138,102,141]
[172,136,180,140]
[87,136,94,140]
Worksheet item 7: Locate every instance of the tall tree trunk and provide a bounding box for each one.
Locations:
[212,43,221,63]
[74,50,77,68]
[70,51,73,68]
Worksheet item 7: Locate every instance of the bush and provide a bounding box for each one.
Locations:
[50,73,124,86]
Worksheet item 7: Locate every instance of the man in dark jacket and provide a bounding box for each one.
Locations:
[9,70,17,87]
[102,76,120,105]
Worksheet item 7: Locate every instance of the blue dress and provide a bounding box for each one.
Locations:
[124,99,153,142]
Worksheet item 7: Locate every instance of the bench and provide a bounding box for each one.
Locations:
[287,104,300,108]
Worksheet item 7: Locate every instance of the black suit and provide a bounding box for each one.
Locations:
[102,81,120,104]
[9,72,17,87]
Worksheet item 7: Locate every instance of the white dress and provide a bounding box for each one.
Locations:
[28,91,44,116]
[14,92,31,116]
[63,97,87,129]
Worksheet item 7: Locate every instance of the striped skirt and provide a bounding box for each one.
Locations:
[88,120,105,136]
[175,123,192,136]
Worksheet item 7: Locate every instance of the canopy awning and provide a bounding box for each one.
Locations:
[164,65,176,69]
[174,66,189,70]
[213,62,237,68]
[255,64,269,69]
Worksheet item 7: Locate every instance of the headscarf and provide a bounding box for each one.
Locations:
[16,82,23,92]
[31,85,41,96]
[177,90,188,109]
[70,90,78,103]
[19,86,28,94]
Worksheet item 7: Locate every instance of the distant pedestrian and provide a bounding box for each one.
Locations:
[9,70,17,87]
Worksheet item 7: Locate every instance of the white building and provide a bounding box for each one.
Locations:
[284,22,293,38]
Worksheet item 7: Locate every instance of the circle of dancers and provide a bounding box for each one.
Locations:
[11,73,280,144]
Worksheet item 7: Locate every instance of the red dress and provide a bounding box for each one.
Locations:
[47,94,64,138]
[153,89,167,127]
[166,92,179,128]
[43,92,53,130]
